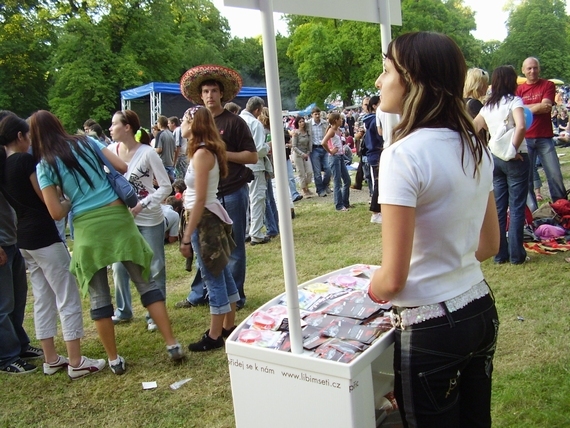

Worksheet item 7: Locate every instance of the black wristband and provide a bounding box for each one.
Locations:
[182,242,191,245]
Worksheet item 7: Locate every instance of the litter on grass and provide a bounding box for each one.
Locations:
[170,378,192,390]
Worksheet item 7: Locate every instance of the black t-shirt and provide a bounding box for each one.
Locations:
[214,109,257,196]
[2,152,62,250]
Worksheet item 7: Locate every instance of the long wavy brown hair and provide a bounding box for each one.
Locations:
[385,32,489,177]
[185,107,228,178]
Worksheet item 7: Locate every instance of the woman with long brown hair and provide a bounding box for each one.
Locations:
[179,107,238,352]
[30,110,184,375]
[368,32,500,426]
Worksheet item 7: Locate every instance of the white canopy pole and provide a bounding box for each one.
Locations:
[224,0,401,356]
[377,0,399,145]
[259,0,304,354]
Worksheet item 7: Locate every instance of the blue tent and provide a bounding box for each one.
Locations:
[120,82,267,101]
[120,82,267,128]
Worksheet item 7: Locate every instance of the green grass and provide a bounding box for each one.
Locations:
[2,149,570,427]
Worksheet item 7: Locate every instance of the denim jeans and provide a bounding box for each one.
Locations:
[265,177,279,236]
[533,155,542,190]
[188,184,248,307]
[394,292,499,428]
[191,230,239,315]
[165,165,176,182]
[329,155,351,210]
[89,262,163,320]
[309,146,331,195]
[493,154,530,264]
[526,138,567,211]
[0,245,30,368]
[287,159,301,201]
[113,222,166,320]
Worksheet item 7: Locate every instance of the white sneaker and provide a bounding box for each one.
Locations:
[370,213,383,224]
[43,355,69,375]
[68,356,106,380]
[147,321,158,332]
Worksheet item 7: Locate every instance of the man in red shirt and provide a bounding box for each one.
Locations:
[516,57,567,211]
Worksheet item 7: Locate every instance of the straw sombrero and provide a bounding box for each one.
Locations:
[180,64,243,105]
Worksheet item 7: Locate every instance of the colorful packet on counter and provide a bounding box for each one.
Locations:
[313,339,366,363]
[349,264,375,278]
[327,274,370,291]
[279,289,328,311]
[320,321,381,345]
[322,291,384,320]
[362,314,393,332]
[303,313,359,328]
[237,329,287,349]
[302,325,331,350]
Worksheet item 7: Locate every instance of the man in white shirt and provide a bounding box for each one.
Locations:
[240,97,271,245]
[308,107,332,197]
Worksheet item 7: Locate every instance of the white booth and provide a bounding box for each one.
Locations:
[226,266,397,428]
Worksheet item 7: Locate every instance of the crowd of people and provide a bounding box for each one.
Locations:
[2,30,569,427]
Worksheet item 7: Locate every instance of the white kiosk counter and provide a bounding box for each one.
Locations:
[226,265,396,428]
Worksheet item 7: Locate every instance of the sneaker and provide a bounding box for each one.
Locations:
[370,213,383,224]
[20,345,44,360]
[222,326,237,338]
[111,316,132,325]
[188,332,224,352]
[325,187,332,194]
[1,358,37,375]
[166,343,185,361]
[109,355,126,375]
[174,299,195,309]
[251,236,271,246]
[318,192,327,197]
[43,355,69,375]
[293,194,303,202]
[67,356,106,380]
[147,321,158,332]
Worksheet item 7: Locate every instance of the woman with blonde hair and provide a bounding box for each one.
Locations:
[464,68,489,118]
[179,107,239,351]
[369,32,499,426]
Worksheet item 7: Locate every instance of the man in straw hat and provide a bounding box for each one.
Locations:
[176,65,258,311]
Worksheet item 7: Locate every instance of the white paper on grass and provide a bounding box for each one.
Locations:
[142,381,157,390]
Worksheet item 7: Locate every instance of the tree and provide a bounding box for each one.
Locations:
[286,0,478,108]
[499,0,569,80]
[0,6,53,116]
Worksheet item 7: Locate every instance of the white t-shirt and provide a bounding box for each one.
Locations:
[479,95,527,153]
[161,204,180,237]
[107,143,172,227]
[378,128,493,307]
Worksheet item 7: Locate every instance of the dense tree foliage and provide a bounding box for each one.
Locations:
[287,0,479,108]
[499,0,569,80]
[2,0,570,128]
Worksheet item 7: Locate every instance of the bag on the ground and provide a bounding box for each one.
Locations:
[88,138,138,208]
[489,99,517,162]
